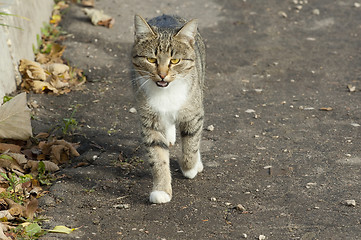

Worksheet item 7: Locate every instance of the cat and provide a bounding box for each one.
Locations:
[131,14,206,204]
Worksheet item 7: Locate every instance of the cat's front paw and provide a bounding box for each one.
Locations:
[149,191,172,204]
[182,153,203,179]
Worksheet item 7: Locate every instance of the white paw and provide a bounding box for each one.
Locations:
[182,151,203,179]
[166,124,176,146]
[149,191,171,204]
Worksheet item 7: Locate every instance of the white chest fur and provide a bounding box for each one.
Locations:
[141,77,189,114]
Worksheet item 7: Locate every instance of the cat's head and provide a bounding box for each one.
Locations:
[132,15,198,88]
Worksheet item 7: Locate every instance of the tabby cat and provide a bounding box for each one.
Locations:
[131,14,206,203]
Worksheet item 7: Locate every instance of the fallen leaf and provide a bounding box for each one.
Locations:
[0,210,15,221]
[19,59,46,81]
[6,153,27,166]
[83,8,114,28]
[25,223,42,236]
[4,198,25,217]
[81,0,95,7]
[32,80,59,94]
[35,132,50,139]
[24,160,59,173]
[0,223,10,240]
[39,140,79,164]
[50,14,61,25]
[0,155,24,172]
[43,63,69,75]
[0,143,21,153]
[0,93,33,140]
[24,194,38,220]
[48,225,77,234]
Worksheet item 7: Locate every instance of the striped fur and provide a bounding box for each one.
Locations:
[131,15,206,203]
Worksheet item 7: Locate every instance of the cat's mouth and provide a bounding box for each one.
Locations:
[156,81,169,87]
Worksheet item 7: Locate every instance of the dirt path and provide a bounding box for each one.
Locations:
[35,0,361,239]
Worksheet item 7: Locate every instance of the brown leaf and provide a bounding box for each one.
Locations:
[98,18,115,28]
[24,160,59,173]
[81,0,95,7]
[83,8,114,28]
[0,222,10,240]
[39,140,79,164]
[6,153,27,166]
[35,53,49,64]
[19,59,46,81]
[0,155,24,172]
[35,132,49,139]
[50,145,69,164]
[4,198,25,217]
[0,143,21,153]
[24,194,38,220]
[31,80,59,94]
[48,43,66,60]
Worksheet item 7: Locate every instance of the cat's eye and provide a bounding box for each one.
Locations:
[170,59,180,64]
[147,57,157,63]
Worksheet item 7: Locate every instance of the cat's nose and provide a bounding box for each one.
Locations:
[158,73,167,80]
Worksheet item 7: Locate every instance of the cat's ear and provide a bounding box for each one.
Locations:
[134,15,155,38]
[175,19,198,44]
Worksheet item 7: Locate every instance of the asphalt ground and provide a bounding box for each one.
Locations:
[33,0,361,239]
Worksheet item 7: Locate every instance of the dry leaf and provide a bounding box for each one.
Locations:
[81,0,95,7]
[32,80,59,94]
[83,8,114,28]
[48,225,77,234]
[48,43,66,60]
[39,140,80,164]
[19,59,46,81]
[0,93,33,140]
[24,160,59,173]
[35,53,49,64]
[6,153,27,166]
[0,155,24,172]
[0,143,21,153]
[43,63,69,75]
[0,210,15,221]
[24,194,38,220]
[0,222,10,240]
[35,132,49,139]
[50,76,69,89]
[4,198,25,217]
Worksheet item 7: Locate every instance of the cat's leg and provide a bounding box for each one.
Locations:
[143,129,172,203]
[179,113,204,179]
[165,123,176,146]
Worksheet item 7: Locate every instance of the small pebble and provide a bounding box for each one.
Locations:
[129,107,137,114]
[278,11,288,18]
[206,125,215,131]
[236,204,246,212]
[210,197,217,202]
[343,200,356,207]
[259,235,266,240]
[242,233,248,238]
[312,9,320,15]
[354,2,361,8]
[245,109,255,113]
[113,204,130,209]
